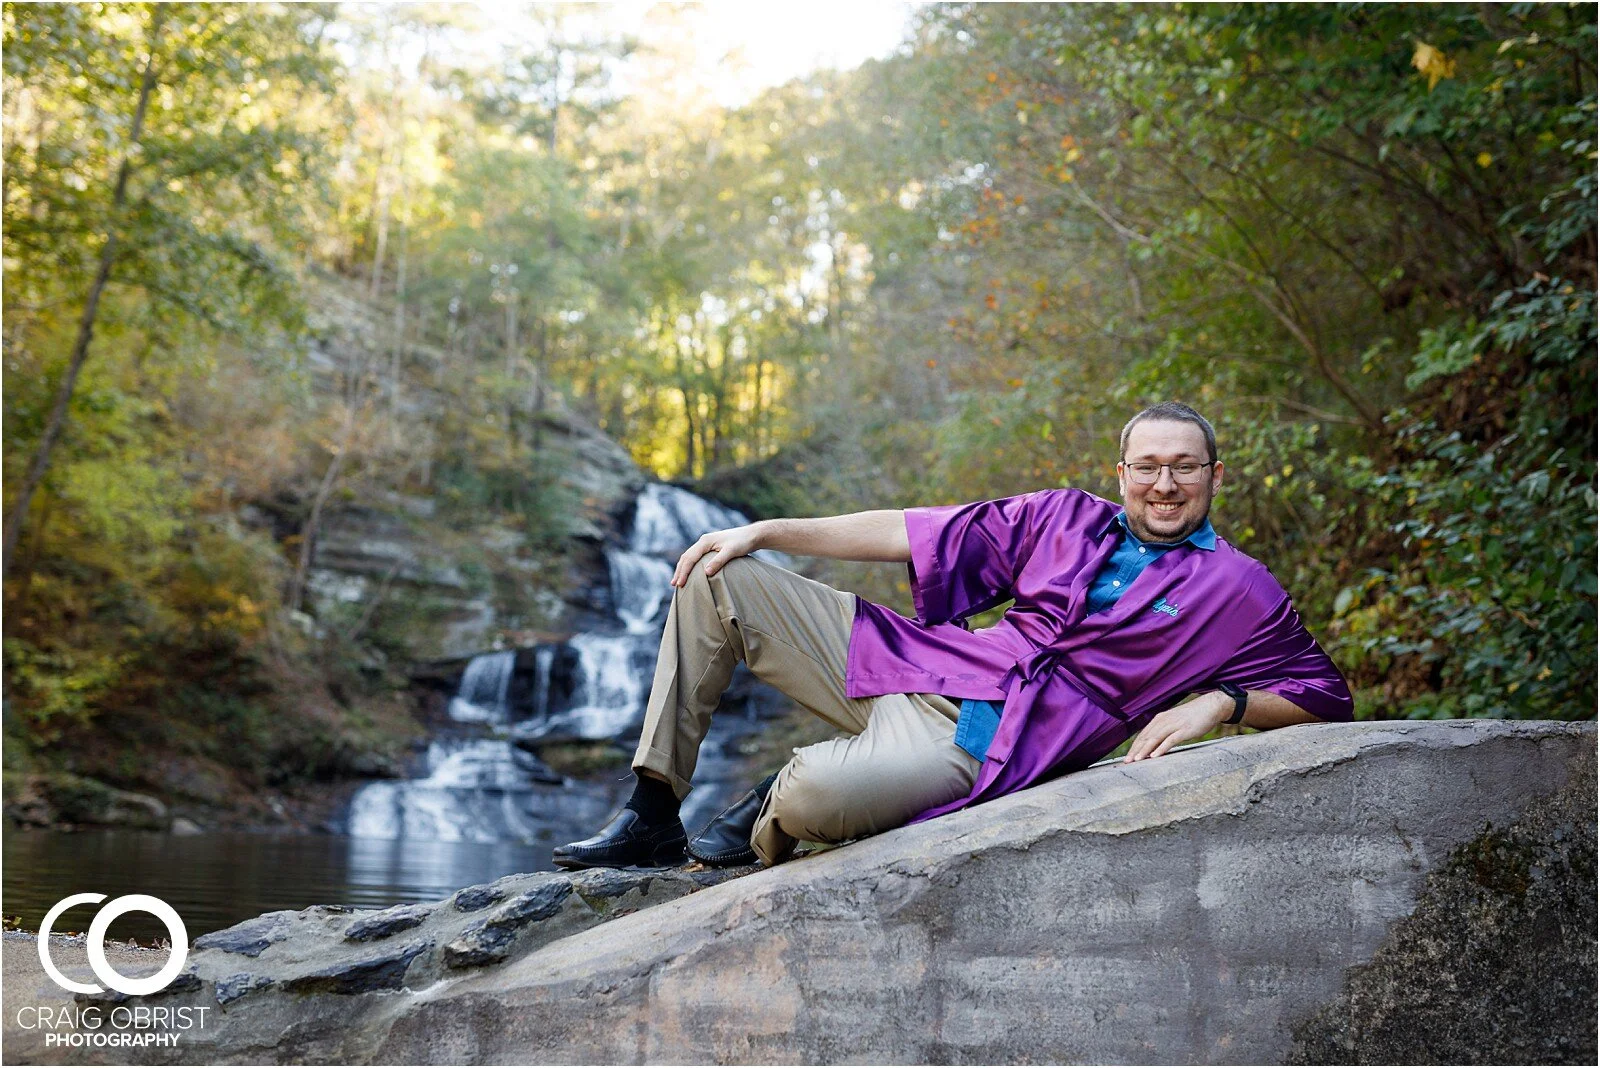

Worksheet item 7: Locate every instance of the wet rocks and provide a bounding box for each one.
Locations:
[166,971,204,994]
[443,879,576,969]
[280,940,433,996]
[495,880,575,925]
[343,904,432,943]
[568,867,654,903]
[193,911,294,957]
[441,924,519,970]
[7,772,172,831]
[450,883,507,913]
[215,974,273,1006]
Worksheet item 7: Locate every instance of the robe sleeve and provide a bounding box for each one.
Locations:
[1209,564,1355,722]
[903,491,1050,626]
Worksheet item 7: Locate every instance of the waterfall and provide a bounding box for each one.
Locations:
[347,739,592,843]
[531,645,554,720]
[448,650,516,724]
[605,549,674,634]
[628,481,792,566]
[630,483,746,554]
[556,633,652,739]
[348,481,790,848]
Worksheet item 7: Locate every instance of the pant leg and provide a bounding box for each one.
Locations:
[632,554,875,799]
[749,692,981,866]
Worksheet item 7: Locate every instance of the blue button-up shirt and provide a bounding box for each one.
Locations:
[950,512,1217,761]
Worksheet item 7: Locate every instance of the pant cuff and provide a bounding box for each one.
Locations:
[633,747,692,801]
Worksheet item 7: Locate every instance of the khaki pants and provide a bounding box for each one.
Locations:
[633,555,981,866]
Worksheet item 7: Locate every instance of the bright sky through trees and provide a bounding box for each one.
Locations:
[446,0,919,106]
[608,1,918,105]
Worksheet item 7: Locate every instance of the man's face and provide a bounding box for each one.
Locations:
[1117,419,1224,544]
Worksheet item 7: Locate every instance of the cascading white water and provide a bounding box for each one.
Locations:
[447,650,516,723]
[346,739,604,843]
[552,633,652,739]
[531,645,554,719]
[630,483,746,554]
[347,740,532,842]
[629,481,791,566]
[605,549,674,634]
[349,481,784,847]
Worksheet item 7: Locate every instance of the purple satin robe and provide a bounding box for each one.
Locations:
[842,489,1353,822]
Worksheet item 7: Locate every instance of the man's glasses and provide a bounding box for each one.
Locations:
[1121,461,1215,485]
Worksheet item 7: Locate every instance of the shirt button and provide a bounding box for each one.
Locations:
[1112,580,1121,587]
[1138,547,1147,554]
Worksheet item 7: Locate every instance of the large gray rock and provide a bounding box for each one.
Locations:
[7,720,1591,1065]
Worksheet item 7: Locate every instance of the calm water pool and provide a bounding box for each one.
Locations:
[2,829,556,941]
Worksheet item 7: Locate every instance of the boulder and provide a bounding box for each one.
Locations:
[6,720,1591,1065]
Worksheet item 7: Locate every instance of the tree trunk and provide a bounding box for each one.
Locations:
[343,553,406,642]
[753,355,766,458]
[388,210,408,447]
[504,287,519,449]
[710,324,733,469]
[9,487,56,612]
[2,6,167,581]
[670,322,698,478]
[368,163,391,302]
[366,23,398,303]
[285,384,360,614]
[530,315,546,454]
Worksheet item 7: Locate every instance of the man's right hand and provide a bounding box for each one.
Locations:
[670,524,766,587]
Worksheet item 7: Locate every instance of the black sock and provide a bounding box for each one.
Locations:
[753,771,779,800]
[624,773,680,826]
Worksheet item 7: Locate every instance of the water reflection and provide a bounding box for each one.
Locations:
[2,829,562,941]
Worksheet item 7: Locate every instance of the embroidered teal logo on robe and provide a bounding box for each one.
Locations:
[1152,597,1180,617]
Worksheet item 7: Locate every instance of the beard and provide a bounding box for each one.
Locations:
[1124,498,1209,544]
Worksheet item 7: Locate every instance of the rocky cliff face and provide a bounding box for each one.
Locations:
[246,276,652,663]
[294,401,647,661]
[7,720,1592,1065]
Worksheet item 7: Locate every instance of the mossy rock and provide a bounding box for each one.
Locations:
[22,772,169,830]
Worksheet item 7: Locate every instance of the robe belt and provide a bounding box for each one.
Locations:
[1002,647,1128,721]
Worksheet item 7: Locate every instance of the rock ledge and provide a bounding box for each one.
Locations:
[7,720,1592,1065]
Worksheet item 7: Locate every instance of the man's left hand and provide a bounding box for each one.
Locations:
[1122,693,1231,763]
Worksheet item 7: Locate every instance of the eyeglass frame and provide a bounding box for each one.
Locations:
[1118,459,1218,485]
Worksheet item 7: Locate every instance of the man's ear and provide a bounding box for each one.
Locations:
[1211,460,1225,494]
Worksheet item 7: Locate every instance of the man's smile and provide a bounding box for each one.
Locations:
[1116,418,1222,544]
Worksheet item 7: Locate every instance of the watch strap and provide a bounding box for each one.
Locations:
[1218,682,1248,725]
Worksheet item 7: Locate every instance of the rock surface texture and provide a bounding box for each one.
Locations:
[1289,742,1597,1065]
[7,720,1592,1065]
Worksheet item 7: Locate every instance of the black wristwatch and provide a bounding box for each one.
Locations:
[1217,682,1248,725]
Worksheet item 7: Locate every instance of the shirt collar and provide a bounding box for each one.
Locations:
[1106,510,1217,552]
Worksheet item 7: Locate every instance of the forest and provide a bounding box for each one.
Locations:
[3,2,1595,808]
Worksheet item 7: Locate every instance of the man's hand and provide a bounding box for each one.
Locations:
[670,524,765,587]
[1122,692,1231,763]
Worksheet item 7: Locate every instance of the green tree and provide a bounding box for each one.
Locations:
[3,1,336,583]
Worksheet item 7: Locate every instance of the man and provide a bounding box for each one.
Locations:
[553,402,1353,870]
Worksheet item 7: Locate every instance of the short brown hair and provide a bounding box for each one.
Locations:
[1119,402,1218,462]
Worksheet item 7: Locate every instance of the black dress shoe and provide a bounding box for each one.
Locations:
[552,808,686,870]
[686,773,778,868]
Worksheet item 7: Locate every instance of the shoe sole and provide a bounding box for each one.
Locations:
[551,845,687,872]
[684,845,758,867]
